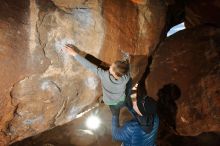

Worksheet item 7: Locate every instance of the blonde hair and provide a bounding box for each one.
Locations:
[113,60,129,77]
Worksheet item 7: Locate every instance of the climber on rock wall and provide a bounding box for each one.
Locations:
[111,94,159,146]
[63,44,133,119]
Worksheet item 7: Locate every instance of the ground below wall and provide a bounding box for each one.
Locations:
[11,105,220,146]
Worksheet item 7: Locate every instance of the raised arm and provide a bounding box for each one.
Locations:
[63,44,103,76]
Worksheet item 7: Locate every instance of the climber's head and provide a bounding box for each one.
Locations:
[109,60,129,79]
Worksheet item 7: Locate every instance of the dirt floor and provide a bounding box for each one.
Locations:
[11,104,220,146]
[11,104,131,146]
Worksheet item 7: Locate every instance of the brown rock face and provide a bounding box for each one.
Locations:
[0,1,35,145]
[185,0,220,28]
[1,0,220,145]
[1,0,104,144]
[100,0,167,83]
[147,26,220,136]
[0,0,168,145]
[100,0,167,62]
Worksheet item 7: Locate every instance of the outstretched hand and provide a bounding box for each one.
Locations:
[63,44,78,56]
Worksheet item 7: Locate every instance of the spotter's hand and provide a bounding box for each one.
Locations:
[63,44,78,56]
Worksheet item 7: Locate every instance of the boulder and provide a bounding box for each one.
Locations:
[1,0,104,143]
[100,0,167,83]
[185,0,220,28]
[147,26,220,135]
[100,0,167,62]
[0,0,46,144]
[0,0,168,144]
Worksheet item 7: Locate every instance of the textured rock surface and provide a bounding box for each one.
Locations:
[0,0,167,145]
[0,1,44,145]
[100,0,167,83]
[100,0,167,62]
[185,0,220,28]
[147,26,220,136]
[1,0,104,144]
[2,0,220,145]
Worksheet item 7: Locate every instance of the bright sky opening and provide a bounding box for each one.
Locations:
[167,22,185,37]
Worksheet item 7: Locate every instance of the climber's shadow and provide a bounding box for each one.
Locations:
[157,84,220,146]
[157,83,181,130]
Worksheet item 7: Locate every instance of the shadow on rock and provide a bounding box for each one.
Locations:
[157,83,181,130]
[168,132,220,146]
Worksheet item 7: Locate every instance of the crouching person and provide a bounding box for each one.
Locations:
[111,95,159,146]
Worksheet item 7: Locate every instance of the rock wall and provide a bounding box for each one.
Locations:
[100,0,167,83]
[0,0,167,145]
[2,0,220,145]
[0,0,104,144]
[147,26,220,136]
[185,0,220,28]
[9,0,106,143]
[144,0,220,138]
[0,0,31,145]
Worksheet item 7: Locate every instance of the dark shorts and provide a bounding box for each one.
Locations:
[109,95,134,117]
[109,78,134,117]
